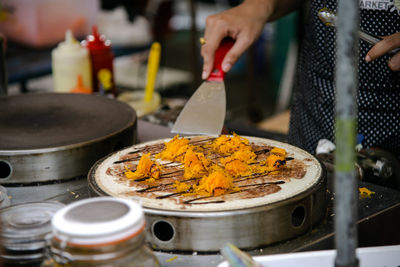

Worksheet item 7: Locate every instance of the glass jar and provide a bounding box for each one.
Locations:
[0,201,65,266]
[0,185,10,208]
[41,197,160,267]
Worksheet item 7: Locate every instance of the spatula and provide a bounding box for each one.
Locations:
[171,38,234,136]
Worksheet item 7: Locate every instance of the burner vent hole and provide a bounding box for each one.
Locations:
[0,160,12,180]
[153,220,174,242]
[291,205,306,227]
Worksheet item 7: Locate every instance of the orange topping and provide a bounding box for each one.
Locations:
[195,170,237,196]
[124,153,161,180]
[183,147,211,179]
[223,159,251,177]
[156,135,189,162]
[173,181,191,193]
[271,147,286,157]
[211,133,251,155]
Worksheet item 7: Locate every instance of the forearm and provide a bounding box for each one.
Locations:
[244,0,305,22]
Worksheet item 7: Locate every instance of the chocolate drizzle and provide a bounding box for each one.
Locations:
[104,136,308,207]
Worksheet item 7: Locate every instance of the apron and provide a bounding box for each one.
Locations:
[288,0,400,157]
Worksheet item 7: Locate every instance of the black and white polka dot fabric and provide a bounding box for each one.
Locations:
[288,0,400,157]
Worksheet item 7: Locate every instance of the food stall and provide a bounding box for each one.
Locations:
[1,0,400,266]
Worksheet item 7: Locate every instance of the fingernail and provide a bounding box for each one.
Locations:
[222,63,232,73]
[202,71,207,80]
[365,55,371,62]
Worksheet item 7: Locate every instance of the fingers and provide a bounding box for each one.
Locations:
[365,32,400,62]
[388,52,400,71]
[221,34,253,73]
[201,15,231,79]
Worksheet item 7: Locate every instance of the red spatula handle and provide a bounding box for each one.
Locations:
[208,38,235,82]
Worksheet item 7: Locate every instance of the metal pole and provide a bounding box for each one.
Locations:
[0,34,7,96]
[334,0,359,266]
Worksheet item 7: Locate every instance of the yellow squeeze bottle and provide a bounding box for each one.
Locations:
[51,30,92,93]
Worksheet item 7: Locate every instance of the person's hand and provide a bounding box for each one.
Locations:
[201,1,268,79]
[365,32,400,72]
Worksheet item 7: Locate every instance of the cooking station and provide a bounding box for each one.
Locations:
[1,1,400,265]
[1,108,400,266]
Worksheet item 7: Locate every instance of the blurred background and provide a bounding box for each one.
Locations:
[1,0,299,140]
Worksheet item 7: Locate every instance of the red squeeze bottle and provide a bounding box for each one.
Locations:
[81,26,116,96]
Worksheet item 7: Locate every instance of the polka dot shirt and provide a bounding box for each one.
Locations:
[288,0,400,157]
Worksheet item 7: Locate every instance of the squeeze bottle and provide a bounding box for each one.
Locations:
[51,30,92,93]
[81,26,116,96]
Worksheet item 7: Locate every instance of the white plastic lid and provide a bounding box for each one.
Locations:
[52,30,88,58]
[51,197,145,246]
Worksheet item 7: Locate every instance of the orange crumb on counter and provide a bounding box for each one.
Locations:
[359,187,375,199]
[166,256,178,262]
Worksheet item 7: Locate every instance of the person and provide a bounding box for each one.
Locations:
[201,0,400,157]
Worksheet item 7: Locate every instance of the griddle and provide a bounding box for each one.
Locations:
[0,93,137,184]
[88,135,326,252]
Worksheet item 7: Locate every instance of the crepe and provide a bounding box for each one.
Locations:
[91,135,323,212]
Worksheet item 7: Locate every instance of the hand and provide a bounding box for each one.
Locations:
[365,32,400,72]
[201,1,268,79]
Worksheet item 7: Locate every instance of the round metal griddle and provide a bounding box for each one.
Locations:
[88,136,327,252]
[0,93,137,184]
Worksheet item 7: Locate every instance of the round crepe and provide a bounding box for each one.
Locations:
[91,136,323,212]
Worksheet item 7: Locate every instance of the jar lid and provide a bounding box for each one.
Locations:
[1,201,65,251]
[51,197,145,246]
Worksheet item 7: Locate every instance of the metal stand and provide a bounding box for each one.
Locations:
[334,0,359,266]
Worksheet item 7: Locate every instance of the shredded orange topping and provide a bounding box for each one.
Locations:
[194,170,237,196]
[124,153,161,181]
[173,181,191,193]
[211,133,251,155]
[124,135,289,197]
[223,159,251,177]
[220,149,256,177]
[156,135,189,162]
[254,147,287,174]
[270,147,286,157]
[183,147,211,179]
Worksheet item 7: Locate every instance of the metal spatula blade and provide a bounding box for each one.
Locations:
[171,38,234,136]
[171,80,226,136]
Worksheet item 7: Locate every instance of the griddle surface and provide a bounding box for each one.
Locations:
[0,93,136,150]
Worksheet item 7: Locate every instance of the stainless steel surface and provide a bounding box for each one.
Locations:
[171,80,226,136]
[0,93,137,184]
[318,8,400,56]
[334,0,359,266]
[144,176,326,252]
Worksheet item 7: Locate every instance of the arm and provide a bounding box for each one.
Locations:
[365,32,400,72]
[201,0,304,79]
